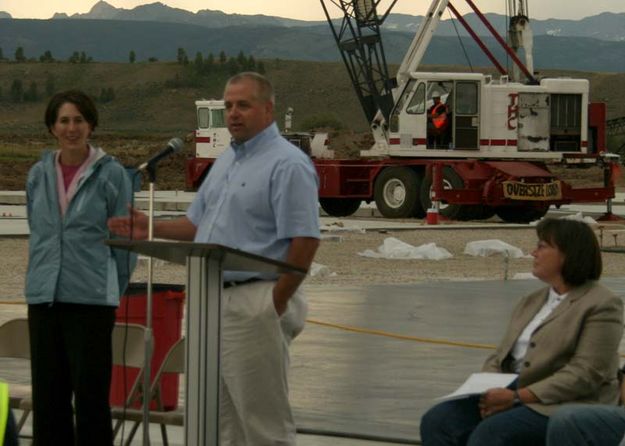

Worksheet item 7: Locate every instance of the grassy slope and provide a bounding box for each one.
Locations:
[1,60,625,135]
[0,60,624,190]
[0,60,366,135]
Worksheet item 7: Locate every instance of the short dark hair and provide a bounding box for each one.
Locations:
[44,90,98,132]
[225,72,275,105]
[536,218,602,286]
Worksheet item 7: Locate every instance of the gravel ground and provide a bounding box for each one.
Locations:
[3,225,625,300]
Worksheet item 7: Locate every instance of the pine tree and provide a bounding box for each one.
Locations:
[9,79,23,102]
[14,47,25,62]
[236,51,247,70]
[247,55,256,71]
[194,52,204,72]
[129,50,136,63]
[258,61,266,75]
[45,74,56,97]
[219,51,227,64]
[99,87,115,103]
[68,51,80,63]
[24,81,38,102]
[39,50,54,63]
[204,52,214,74]
[177,48,188,65]
[227,57,239,75]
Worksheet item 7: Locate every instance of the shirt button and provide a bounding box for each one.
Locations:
[524,361,530,367]
[529,342,536,348]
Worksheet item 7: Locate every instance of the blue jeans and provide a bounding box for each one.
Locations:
[420,395,549,446]
[547,405,625,446]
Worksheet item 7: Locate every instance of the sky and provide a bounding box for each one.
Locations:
[1,0,624,21]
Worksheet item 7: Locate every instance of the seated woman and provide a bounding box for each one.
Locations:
[420,218,623,446]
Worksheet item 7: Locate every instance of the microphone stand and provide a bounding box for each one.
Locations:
[141,164,157,446]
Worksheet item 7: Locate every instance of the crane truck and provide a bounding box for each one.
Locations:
[185,0,619,223]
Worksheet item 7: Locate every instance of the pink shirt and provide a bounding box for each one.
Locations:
[55,146,98,216]
[60,162,81,191]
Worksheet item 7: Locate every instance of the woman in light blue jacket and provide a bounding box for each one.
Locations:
[25,90,135,446]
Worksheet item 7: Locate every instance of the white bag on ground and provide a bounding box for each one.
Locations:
[464,240,525,258]
[359,237,452,260]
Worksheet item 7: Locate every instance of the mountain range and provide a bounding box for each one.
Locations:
[0,1,624,71]
[3,1,624,42]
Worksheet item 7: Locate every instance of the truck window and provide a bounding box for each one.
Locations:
[211,109,226,128]
[390,79,417,132]
[406,82,426,115]
[456,82,478,115]
[198,107,210,129]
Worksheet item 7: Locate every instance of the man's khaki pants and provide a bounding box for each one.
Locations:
[220,281,307,445]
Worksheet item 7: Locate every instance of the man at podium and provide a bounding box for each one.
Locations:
[108,72,320,445]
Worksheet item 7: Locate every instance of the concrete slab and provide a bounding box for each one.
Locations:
[5,278,625,445]
[1,187,625,232]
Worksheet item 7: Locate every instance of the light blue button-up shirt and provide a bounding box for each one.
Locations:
[187,122,320,280]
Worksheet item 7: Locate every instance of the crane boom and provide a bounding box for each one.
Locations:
[396,0,449,86]
[320,0,398,124]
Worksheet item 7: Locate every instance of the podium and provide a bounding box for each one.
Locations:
[107,240,306,446]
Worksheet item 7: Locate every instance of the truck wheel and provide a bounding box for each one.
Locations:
[495,205,549,223]
[473,206,496,220]
[319,198,362,217]
[374,167,424,218]
[420,166,470,220]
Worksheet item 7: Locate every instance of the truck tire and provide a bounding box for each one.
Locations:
[419,166,476,221]
[473,205,496,220]
[374,167,424,218]
[319,198,362,217]
[495,205,549,223]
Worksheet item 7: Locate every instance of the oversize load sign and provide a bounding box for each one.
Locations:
[502,181,562,201]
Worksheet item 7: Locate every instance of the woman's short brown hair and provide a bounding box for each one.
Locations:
[536,218,602,286]
[44,90,98,132]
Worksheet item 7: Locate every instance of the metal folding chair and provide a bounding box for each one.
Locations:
[119,337,185,446]
[0,318,32,434]
[110,322,149,441]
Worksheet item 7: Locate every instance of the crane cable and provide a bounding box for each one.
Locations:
[448,10,474,72]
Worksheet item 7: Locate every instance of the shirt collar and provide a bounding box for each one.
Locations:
[547,287,568,306]
[230,122,279,159]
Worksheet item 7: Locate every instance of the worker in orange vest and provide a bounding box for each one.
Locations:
[427,92,449,148]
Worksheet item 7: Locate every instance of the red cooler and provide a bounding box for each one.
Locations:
[110,283,185,410]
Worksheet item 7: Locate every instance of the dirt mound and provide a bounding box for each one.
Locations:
[325,129,374,159]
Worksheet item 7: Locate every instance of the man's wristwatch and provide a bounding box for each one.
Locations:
[512,390,523,407]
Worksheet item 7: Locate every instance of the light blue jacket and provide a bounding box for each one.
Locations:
[25,148,136,306]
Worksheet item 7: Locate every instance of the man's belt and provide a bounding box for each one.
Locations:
[223,277,263,289]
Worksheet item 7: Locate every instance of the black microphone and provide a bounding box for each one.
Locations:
[138,137,184,171]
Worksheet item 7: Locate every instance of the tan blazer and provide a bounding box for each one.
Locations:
[482,281,623,416]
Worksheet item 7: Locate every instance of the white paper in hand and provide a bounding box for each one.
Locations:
[436,372,518,401]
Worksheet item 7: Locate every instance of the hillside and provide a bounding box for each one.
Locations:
[0,60,624,191]
[0,60,363,191]
[2,20,625,71]
[0,60,363,135]
[3,61,625,134]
